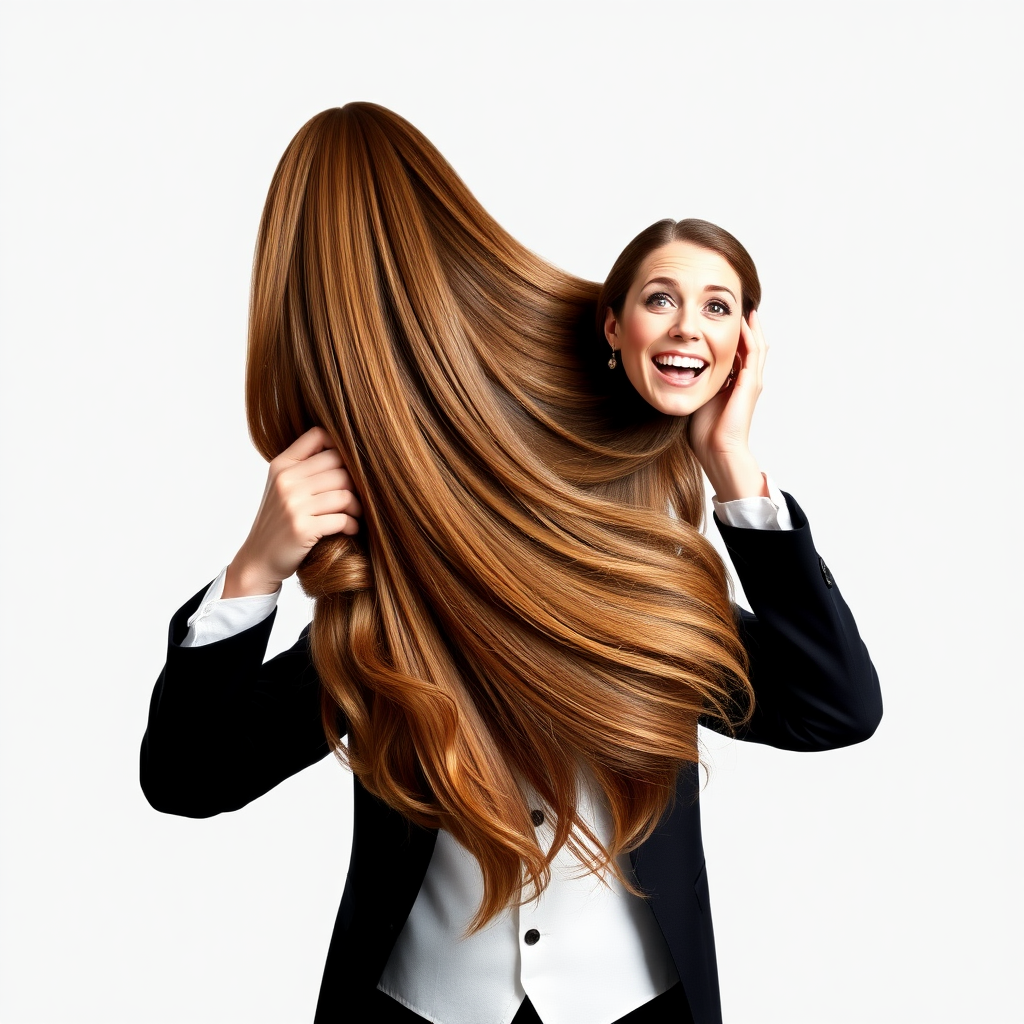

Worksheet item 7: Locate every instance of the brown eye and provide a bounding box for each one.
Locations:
[706,299,731,315]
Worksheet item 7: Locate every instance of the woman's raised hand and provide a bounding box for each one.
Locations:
[688,309,769,502]
[223,427,363,598]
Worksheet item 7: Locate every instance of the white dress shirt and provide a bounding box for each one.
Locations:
[182,480,793,1024]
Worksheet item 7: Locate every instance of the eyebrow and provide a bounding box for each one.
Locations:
[642,277,738,302]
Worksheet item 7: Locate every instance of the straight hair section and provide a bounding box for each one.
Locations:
[246,104,751,931]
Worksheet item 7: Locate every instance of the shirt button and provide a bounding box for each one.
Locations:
[819,556,834,589]
[530,809,544,827]
[524,928,540,946]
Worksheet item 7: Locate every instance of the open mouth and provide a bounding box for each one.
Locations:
[652,354,709,381]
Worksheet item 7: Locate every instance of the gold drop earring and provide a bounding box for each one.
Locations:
[607,347,618,370]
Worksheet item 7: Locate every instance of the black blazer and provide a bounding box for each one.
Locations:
[140,494,881,1024]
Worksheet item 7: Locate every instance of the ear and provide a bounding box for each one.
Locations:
[603,307,620,348]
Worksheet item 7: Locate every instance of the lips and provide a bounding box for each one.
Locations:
[652,353,708,384]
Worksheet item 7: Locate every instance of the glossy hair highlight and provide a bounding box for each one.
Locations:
[246,104,752,930]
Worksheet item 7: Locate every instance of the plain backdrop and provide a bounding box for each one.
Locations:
[1,2,1020,1022]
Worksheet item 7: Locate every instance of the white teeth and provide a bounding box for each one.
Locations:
[654,355,706,369]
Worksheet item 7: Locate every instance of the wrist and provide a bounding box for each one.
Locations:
[703,452,767,502]
[224,553,283,599]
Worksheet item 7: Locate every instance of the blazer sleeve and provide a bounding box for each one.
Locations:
[704,492,882,752]
[140,582,334,818]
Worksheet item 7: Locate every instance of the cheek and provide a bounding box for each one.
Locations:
[616,326,655,401]
[619,310,654,357]
[711,330,740,378]
[620,347,649,399]
[617,315,654,382]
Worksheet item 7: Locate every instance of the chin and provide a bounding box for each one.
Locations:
[624,363,719,417]
[648,397,703,417]
[631,379,711,418]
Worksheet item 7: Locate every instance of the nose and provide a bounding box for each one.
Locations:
[669,304,701,341]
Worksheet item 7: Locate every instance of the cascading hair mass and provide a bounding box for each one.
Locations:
[246,103,752,930]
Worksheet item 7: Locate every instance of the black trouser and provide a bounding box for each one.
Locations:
[370,982,694,1023]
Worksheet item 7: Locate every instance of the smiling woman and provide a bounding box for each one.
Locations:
[603,244,745,412]
[140,105,880,1024]
[600,219,769,503]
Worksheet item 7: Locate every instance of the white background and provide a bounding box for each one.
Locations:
[1,2,1020,1022]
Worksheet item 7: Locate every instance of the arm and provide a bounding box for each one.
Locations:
[140,582,333,818]
[706,491,882,751]
[140,427,361,817]
[683,312,879,749]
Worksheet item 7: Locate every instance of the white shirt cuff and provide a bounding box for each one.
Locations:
[712,474,794,531]
[182,567,281,647]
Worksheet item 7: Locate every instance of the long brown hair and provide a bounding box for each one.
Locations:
[246,103,751,930]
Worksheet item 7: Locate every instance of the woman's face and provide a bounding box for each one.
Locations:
[604,241,744,417]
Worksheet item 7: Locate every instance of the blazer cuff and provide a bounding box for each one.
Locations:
[712,492,828,605]
[183,567,280,647]
[165,582,280,692]
[711,474,794,531]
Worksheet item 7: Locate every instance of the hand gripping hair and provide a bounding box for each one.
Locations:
[246,103,752,931]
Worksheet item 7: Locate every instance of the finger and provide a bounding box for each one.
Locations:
[290,447,347,479]
[274,451,346,497]
[305,466,356,497]
[748,307,766,339]
[740,314,764,359]
[307,488,363,519]
[279,426,336,464]
[721,325,748,391]
[747,310,768,377]
[726,335,762,415]
[738,316,766,389]
[730,359,762,401]
[311,512,360,538]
